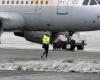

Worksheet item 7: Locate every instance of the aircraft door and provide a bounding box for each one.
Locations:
[57,0,68,15]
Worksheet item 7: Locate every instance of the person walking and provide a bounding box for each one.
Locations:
[41,32,50,59]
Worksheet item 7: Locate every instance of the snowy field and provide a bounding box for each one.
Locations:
[0,59,100,73]
[0,32,100,73]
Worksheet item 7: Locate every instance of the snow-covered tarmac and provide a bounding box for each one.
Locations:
[0,32,100,73]
[0,59,100,73]
[0,48,99,73]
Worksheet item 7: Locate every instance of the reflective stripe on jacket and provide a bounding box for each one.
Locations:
[42,35,50,44]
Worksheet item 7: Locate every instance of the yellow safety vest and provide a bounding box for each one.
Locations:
[42,35,50,44]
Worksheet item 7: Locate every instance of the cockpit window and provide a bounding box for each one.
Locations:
[83,0,97,5]
[97,0,100,4]
[90,0,97,5]
[83,0,89,5]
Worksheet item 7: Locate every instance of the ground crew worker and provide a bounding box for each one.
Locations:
[41,32,50,59]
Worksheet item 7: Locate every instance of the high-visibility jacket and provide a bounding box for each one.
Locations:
[42,35,50,44]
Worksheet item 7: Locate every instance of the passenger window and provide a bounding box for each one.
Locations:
[21,1,24,4]
[45,1,48,4]
[90,0,97,5]
[36,1,38,4]
[41,1,43,4]
[31,1,33,4]
[26,1,28,4]
[12,1,14,4]
[83,0,89,5]
[16,1,19,4]
[7,1,9,4]
[2,1,5,4]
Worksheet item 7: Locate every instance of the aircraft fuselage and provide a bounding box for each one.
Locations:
[1,0,100,32]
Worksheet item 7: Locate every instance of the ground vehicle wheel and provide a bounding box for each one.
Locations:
[77,45,84,50]
[66,43,75,51]
[66,43,71,50]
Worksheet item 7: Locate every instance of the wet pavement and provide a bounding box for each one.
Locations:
[0,70,100,80]
[0,48,100,79]
[0,48,100,62]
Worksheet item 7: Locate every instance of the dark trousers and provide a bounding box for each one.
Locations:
[42,44,49,58]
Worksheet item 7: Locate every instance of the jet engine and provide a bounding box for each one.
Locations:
[14,31,49,44]
[24,31,45,44]
[0,12,25,31]
[14,31,58,44]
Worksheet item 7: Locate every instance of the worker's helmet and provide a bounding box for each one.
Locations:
[44,31,50,36]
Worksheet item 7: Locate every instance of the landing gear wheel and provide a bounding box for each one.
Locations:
[77,45,84,50]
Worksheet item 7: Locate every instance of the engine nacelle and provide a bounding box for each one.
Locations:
[14,31,59,44]
[14,32,24,37]
[14,31,45,44]
[0,12,25,31]
[24,31,45,44]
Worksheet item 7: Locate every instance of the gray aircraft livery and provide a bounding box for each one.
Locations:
[0,0,100,50]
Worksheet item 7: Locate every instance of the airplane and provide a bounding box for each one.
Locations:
[0,0,100,50]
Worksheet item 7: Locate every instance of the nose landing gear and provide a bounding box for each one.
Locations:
[53,31,86,51]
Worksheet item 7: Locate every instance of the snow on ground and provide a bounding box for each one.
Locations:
[0,59,100,73]
[84,46,100,52]
[0,32,100,73]
[80,31,100,47]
